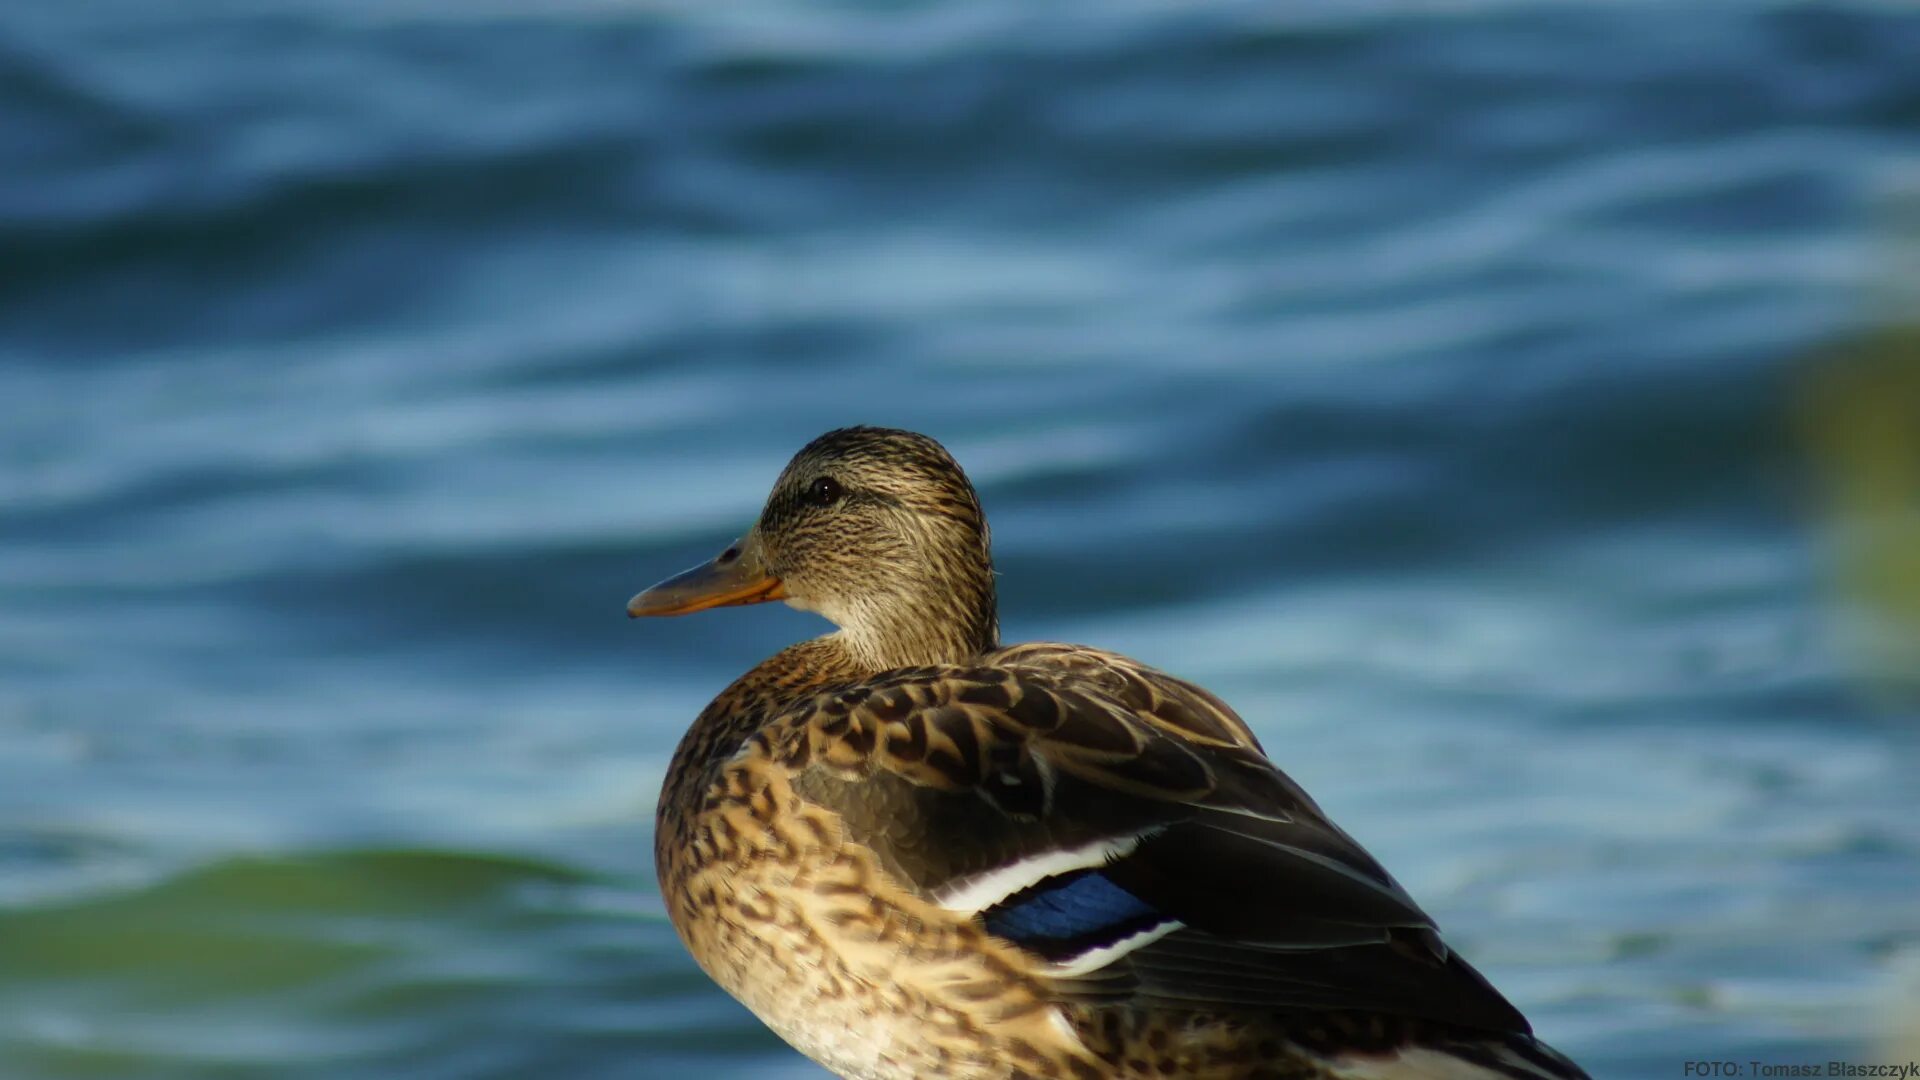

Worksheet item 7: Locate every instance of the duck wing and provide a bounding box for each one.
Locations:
[756,642,1530,1035]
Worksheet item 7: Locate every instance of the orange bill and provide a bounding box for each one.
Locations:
[627,539,786,617]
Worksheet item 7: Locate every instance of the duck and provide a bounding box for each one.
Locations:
[627,426,1588,1080]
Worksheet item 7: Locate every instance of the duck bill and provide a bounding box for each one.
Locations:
[627,539,786,617]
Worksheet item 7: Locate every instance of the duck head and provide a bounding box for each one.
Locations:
[628,427,999,670]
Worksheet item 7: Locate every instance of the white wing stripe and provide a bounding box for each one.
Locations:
[1046,920,1183,978]
[933,834,1149,913]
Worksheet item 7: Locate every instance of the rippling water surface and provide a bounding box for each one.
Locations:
[5,2,1920,1077]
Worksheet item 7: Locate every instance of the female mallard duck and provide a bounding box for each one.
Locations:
[628,427,1587,1080]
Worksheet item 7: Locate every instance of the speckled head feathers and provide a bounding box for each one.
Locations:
[752,427,998,669]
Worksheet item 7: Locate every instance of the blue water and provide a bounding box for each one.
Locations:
[5,2,1920,1077]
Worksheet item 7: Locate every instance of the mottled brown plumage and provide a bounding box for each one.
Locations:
[630,427,1587,1080]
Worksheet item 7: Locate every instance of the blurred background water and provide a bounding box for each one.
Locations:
[5,1,1920,1077]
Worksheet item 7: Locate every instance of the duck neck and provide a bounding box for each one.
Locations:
[833,576,999,672]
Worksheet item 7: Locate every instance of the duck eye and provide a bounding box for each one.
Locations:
[804,476,843,506]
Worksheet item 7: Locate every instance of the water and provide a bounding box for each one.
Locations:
[5,2,1920,1077]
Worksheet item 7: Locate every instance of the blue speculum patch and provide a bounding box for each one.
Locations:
[982,870,1165,951]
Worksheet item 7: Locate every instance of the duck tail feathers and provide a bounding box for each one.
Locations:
[1323,1033,1591,1080]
